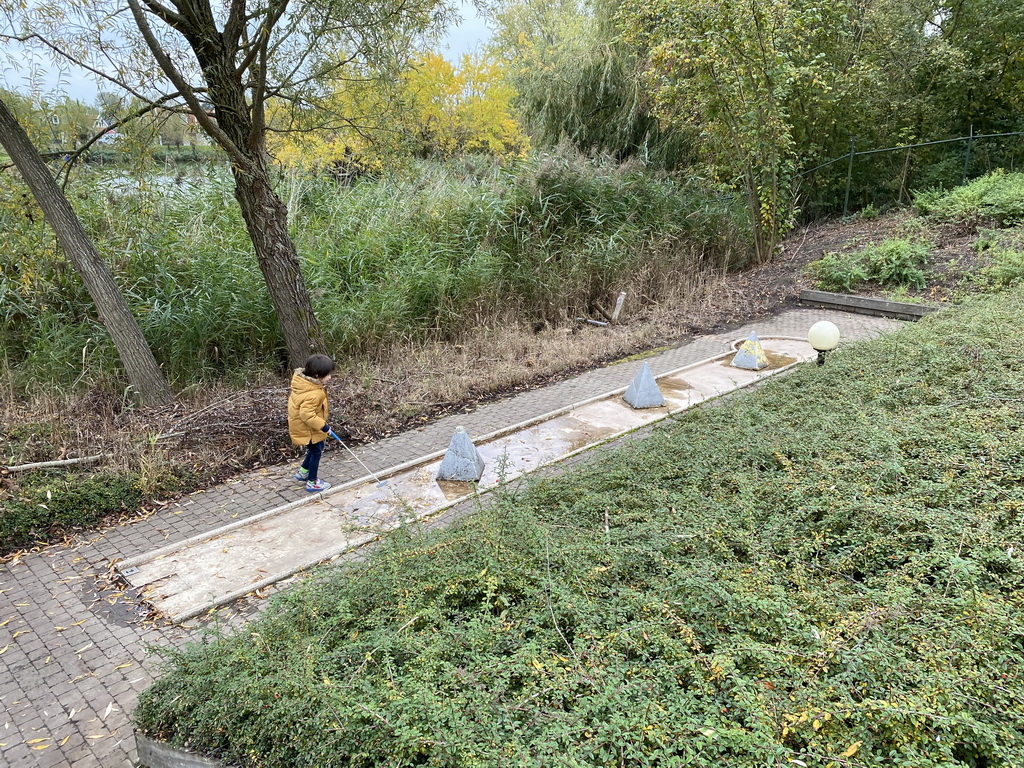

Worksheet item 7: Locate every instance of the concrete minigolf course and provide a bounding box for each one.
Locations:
[117,335,813,623]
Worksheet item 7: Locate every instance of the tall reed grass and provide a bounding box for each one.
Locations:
[0,149,746,391]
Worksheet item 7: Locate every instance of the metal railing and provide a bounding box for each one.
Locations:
[798,129,1024,216]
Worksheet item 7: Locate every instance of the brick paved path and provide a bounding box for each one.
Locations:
[0,309,900,767]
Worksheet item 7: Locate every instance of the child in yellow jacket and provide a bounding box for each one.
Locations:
[288,354,336,492]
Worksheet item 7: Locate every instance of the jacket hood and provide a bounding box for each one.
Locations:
[290,369,324,395]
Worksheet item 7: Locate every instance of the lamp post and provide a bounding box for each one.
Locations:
[807,321,840,366]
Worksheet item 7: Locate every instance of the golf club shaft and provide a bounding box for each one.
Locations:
[330,430,387,486]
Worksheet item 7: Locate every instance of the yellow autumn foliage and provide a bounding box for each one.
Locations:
[270,51,528,171]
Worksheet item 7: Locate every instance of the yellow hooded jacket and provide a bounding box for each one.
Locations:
[288,369,329,446]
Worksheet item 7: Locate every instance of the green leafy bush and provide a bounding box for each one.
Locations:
[804,251,870,291]
[806,237,929,291]
[914,170,1024,229]
[980,248,1024,288]
[857,202,879,220]
[136,288,1024,767]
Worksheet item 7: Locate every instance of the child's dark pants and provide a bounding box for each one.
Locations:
[302,440,325,482]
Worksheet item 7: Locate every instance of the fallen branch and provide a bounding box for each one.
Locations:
[153,431,186,441]
[3,454,111,474]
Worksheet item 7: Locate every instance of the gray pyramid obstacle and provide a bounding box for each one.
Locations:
[623,362,665,409]
[731,331,769,371]
[436,426,486,482]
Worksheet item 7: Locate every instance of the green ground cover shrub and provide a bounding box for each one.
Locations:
[0,470,142,550]
[914,170,1024,229]
[135,288,1024,767]
[0,427,200,555]
[0,152,744,390]
[968,228,1024,290]
[806,237,929,291]
[979,248,1024,288]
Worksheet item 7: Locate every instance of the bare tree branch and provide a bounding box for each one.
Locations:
[234,0,292,77]
[251,27,269,139]
[137,0,185,27]
[1,31,156,104]
[223,0,249,52]
[124,0,249,167]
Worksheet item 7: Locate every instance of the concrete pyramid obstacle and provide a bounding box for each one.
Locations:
[623,362,665,409]
[731,332,769,371]
[436,426,486,482]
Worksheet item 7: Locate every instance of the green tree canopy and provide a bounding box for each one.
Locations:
[617,0,1024,257]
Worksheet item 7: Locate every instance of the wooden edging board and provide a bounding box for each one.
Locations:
[799,289,939,321]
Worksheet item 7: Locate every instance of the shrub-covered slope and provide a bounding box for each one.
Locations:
[136,287,1024,767]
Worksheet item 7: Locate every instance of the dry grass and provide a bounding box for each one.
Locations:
[1,262,726,474]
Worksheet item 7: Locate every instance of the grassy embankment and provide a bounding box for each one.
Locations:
[1,151,742,389]
[804,171,1024,299]
[135,284,1024,766]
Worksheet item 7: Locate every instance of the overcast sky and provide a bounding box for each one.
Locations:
[4,0,493,106]
[441,0,494,62]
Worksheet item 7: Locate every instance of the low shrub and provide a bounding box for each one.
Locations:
[857,202,879,220]
[806,237,929,291]
[135,288,1024,767]
[914,170,1024,230]
[0,416,201,553]
[804,250,870,291]
[979,248,1024,288]
[0,470,142,550]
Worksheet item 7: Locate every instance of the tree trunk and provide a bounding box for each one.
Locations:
[0,98,173,406]
[121,0,326,369]
[231,160,326,368]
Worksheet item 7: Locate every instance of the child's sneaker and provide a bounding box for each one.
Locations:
[305,479,331,493]
[294,467,309,482]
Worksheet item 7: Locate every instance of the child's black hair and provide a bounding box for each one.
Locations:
[303,354,335,379]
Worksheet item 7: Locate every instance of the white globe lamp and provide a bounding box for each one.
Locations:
[807,321,840,366]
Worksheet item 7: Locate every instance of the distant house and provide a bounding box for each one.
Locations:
[184,111,211,145]
[87,107,212,149]
[92,116,118,145]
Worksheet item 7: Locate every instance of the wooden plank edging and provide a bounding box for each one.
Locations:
[798,289,940,321]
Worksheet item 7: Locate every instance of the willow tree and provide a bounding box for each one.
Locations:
[618,0,894,261]
[3,0,450,368]
[487,0,688,168]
